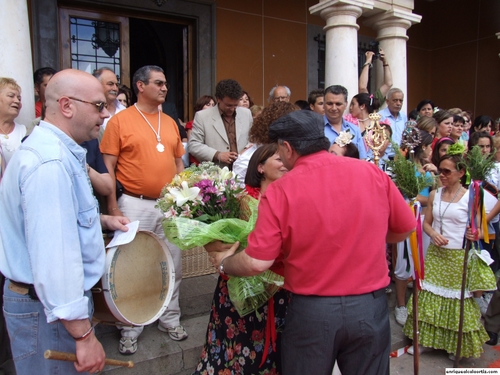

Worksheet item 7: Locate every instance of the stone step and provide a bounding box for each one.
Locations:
[97,314,209,375]
[96,274,218,374]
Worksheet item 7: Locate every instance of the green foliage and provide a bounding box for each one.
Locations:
[465,145,495,182]
[387,141,435,199]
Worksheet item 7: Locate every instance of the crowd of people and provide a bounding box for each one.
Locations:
[0,52,499,375]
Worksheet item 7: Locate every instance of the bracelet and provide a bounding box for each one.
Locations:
[111,207,119,211]
[383,64,389,67]
[74,325,94,342]
[363,62,372,68]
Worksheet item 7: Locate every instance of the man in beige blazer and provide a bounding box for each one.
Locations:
[189,79,252,169]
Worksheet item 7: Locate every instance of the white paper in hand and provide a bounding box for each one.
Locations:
[106,220,140,249]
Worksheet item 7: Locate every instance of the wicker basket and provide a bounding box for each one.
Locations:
[181,246,217,278]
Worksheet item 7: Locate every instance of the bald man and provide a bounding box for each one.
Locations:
[269,85,291,103]
[0,69,130,375]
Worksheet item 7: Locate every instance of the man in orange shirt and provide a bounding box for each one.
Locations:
[101,65,185,355]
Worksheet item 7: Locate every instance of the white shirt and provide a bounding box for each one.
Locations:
[0,122,27,165]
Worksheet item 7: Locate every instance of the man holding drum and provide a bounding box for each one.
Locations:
[100,65,186,354]
[0,69,130,375]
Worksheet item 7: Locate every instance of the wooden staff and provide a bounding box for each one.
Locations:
[412,283,419,375]
[454,239,470,367]
[44,350,134,368]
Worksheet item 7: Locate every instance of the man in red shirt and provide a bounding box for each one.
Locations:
[210,110,416,375]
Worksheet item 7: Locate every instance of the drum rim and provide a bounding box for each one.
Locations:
[101,230,176,326]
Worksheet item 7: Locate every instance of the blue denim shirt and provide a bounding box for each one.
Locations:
[378,107,408,157]
[0,121,104,323]
[323,117,367,159]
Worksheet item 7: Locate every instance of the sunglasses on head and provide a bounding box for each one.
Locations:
[437,168,457,176]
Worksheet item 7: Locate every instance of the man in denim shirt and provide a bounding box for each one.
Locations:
[0,69,129,375]
[323,85,367,159]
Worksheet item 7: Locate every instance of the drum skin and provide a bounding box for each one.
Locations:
[92,231,176,326]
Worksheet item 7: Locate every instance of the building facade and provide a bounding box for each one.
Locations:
[1,0,499,126]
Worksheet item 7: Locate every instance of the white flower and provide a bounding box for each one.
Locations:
[168,181,200,206]
[334,130,354,147]
[219,166,235,181]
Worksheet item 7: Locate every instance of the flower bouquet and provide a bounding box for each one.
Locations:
[157,162,283,316]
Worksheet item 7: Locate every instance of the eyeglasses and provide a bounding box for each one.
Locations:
[145,80,170,89]
[437,168,458,176]
[58,97,108,112]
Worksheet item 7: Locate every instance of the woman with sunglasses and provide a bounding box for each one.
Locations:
[403,150,496,360]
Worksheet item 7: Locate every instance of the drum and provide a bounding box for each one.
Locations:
[92,231,175,326]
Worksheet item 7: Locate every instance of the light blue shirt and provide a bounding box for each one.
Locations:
[378,107,407,157]
[324,117,367,159]
[0,121,104,323]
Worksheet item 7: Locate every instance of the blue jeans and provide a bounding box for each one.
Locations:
[3,280,93,375]
[282,289,390,375]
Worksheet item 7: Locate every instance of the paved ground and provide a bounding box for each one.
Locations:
[1,281,499,374]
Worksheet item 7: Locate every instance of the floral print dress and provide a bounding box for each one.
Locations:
[192,275,288,375]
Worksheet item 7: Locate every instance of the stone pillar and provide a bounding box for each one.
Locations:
[310,0,372,102]
[364,10,421,113]
[0,0,35,126]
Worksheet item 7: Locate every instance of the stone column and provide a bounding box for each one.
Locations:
[0,0,35,126]
[310,0,372,102]
[364,10,421,113]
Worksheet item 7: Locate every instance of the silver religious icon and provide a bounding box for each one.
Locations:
[156,143,165,152]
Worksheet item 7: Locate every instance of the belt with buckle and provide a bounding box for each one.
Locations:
[122,189,158,201]
[8,280,39,300]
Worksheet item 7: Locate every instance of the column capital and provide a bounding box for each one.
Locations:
[363,9,421,40]
[310,0,373,20]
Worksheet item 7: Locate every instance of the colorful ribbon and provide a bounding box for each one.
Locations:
[467,181,488,245]
[409,200,425,289]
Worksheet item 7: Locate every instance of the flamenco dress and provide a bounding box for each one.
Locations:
[403,187,496,357]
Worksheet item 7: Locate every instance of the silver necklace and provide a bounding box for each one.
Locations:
[134,104,164,152]
[438,186,462,234]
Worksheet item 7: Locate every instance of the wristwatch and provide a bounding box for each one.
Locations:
[219,257,227,275]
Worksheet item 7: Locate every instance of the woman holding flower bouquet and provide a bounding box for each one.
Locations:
[193,144,289,375]
[403,148,497,360]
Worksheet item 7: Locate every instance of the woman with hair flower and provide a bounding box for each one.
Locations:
[328,130,359,158]
[403,144,496,360]
[193,143,289,375]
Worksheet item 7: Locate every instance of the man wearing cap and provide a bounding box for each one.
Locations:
[323,84,367,159]
[208,110,416,375]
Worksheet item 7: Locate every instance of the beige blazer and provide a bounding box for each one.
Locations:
[188,105,252,168]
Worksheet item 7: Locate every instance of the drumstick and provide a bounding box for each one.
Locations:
[44,350,134,368]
